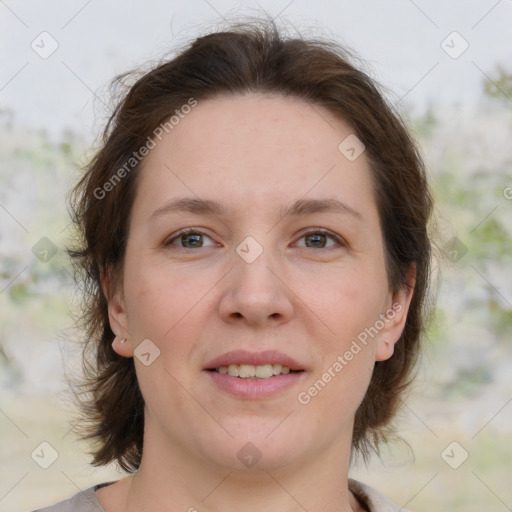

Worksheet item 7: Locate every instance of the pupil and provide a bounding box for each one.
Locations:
[184,234,202,247]
[307,234,325,248]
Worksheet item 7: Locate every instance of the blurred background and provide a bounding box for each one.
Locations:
[1,1,511,511]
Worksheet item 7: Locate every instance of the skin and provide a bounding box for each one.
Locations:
[98,93,414,512]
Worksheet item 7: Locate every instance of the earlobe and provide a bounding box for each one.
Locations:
[375,263,416,362]
[112,335,134,358]
[376,339,394,361]
[108,296,131,356]
[101,266,132,357]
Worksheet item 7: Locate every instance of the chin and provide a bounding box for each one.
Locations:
[200,424,312,471]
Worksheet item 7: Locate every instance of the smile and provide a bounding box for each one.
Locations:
[210,364,302,379]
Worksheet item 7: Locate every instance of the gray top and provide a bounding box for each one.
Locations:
[31,478,408,512]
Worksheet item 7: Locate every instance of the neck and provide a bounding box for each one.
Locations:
[124,421,361,512]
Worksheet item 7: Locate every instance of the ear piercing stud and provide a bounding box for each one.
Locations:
[120,338,127,344]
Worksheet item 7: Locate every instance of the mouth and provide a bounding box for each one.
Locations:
[207,364,304,379]
[203,350,306,398]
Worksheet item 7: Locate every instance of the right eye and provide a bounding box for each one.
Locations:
[164,228,218,249]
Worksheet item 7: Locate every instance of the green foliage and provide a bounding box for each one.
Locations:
[411,105,438,140]
[483,65,512,102]
[488,298,512,339]
[8,282,31,304]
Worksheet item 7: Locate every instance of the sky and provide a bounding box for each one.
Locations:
[1,0,511,141]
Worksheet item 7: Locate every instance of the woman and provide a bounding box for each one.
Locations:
[34,18,432,512]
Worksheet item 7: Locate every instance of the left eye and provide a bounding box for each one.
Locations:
[295,229,343,249]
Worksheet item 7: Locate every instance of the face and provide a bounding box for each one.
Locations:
[107,93,413,471]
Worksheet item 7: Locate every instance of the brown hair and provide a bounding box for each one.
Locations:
[67,18,433,472]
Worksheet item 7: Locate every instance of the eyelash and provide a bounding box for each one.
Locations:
[164,227,346,250]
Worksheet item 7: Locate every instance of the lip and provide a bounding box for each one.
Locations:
[203,350,304,371]
[206,370,306,399]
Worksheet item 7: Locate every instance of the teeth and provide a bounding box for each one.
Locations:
[217,364,293,378]
[255,364,273,379]
[239,364,255,378]
[227,364,239,377]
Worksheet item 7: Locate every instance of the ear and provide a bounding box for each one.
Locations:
[101,266,134,358]
[375,263,416,362]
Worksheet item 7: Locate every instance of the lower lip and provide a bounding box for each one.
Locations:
[205,370,306,399]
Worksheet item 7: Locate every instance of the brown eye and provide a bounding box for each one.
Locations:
[295,229,345,249]
[165,229,217,249]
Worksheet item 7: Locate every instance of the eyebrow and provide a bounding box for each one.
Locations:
[147,197,363,223]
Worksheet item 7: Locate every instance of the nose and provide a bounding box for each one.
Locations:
[218,244,294,328]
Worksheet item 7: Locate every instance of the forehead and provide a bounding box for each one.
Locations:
[164,93,355,164]
[132,93,377,221]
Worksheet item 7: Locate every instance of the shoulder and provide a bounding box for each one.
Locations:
[30,482,112,512]
[31,479,405,512]
[349,478,409,512]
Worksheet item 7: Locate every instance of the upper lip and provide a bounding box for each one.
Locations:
[204,350,304,371]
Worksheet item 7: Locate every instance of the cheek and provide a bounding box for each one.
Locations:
[302,262,387,419]
[305,263,388,346]
[123,256,206,339]
[122,255,219,385]
[123,271,171,339]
